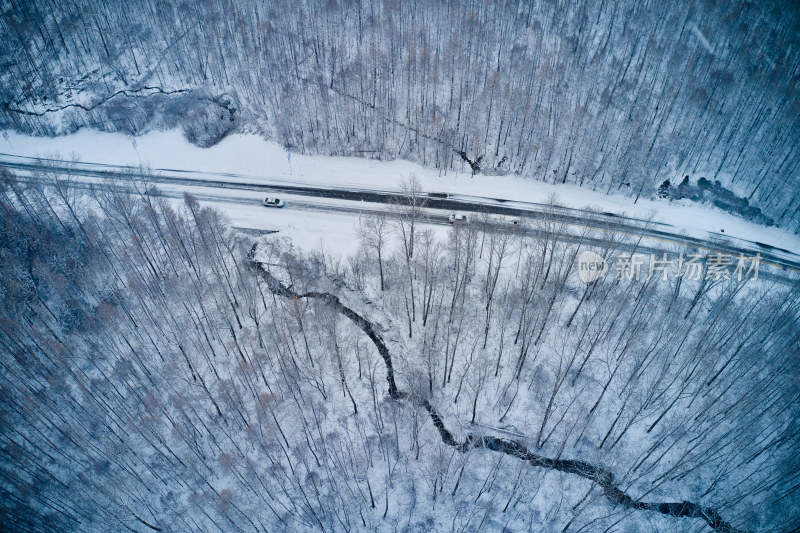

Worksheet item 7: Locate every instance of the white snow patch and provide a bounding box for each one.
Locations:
[2,129,798,256]
[690,23,714,55]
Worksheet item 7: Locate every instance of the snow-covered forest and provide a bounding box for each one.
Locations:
[2,2,800,532]
[1,0,800,228]
[1,171,798,532]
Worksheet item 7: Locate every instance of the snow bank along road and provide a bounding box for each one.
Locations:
[2,153,799,279]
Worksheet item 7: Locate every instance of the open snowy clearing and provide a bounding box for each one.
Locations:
[2,128,798,257]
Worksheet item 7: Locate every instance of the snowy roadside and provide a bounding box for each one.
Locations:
[2,129,798,256]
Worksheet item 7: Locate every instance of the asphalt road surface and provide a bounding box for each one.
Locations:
[2,153,798,281]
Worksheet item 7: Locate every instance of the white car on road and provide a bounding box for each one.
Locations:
[263,197,285,208]
[448,213,468,224]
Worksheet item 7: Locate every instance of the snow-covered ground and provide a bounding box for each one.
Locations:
[157,185,390,255]
[2,129,798,256]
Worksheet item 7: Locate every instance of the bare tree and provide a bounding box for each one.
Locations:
[356,212,389,291]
